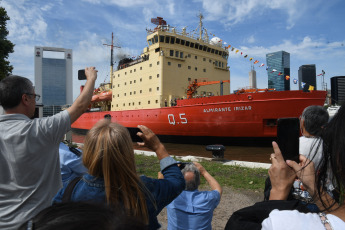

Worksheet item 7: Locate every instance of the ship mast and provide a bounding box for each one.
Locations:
[103,33,120,88]
[198,13,204,41]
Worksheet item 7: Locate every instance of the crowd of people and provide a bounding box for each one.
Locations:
[1,69,345,229]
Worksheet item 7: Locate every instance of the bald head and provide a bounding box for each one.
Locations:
[182,163,200,191]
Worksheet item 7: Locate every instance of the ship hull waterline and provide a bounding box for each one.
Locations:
[71,90,326,145]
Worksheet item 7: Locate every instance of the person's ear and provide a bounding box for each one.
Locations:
[22,94,31,106]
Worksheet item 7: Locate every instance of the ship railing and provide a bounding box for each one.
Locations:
[146,27,228,50]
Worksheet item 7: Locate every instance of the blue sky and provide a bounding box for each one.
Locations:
[1,0,345,100]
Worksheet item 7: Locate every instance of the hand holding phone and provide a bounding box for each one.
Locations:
[277,118,300,163]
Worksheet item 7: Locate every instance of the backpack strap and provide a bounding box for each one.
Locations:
[62,176,82,202]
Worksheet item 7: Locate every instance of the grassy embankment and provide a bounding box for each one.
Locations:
[135,154,269,191]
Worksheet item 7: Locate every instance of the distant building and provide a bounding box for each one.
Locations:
[34,47,72,116]
[330,76,345,105]
[249,68,257,89]
[298,64,317,91]
[266,51,290,91]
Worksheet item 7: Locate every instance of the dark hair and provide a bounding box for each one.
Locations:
[18,202,148,230]
[316,104,345,210]
[0,75,33,110]
[182,163,200,191]
[301,105,329,137]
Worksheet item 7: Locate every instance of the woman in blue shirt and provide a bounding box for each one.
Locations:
[53,120,185,229]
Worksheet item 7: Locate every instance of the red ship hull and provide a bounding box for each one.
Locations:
[72,90,326,141]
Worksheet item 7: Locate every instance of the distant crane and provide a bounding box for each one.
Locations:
[186,79,230,99]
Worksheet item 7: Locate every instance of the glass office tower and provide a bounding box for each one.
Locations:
[266,51,290,91]
[331,76,345,105]
[298,64,317,91]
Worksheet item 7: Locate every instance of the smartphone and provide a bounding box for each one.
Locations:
[78,69,86,80]
[277,118,300,163]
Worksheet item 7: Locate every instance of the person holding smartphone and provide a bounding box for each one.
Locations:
[262,105,345,229]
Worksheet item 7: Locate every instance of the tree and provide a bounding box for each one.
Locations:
[0,6,15,80]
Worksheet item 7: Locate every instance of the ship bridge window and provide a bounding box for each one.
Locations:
[195,43,199,49]
[170,37,175,44]
[185,41,190,46]
[215,50,219,55]
[176,38,180,44]
[165,36,170,43]
[181,39,185,45]
[219,51,223,56]
[155,48,160,53]
[170,50,174,56]
[175,51,179,58]
[148,40,152,46]
[199,45,203,50]
[203,46,207,51]
[211,49,215,53]
[151,38,155,44]
[190,42,194,48]
[159,35,164,42]
[207,47,211,52]
[180,52,183,58]
[154,35,158,43]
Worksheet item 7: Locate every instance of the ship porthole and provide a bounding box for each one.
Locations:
[248,95,252,100]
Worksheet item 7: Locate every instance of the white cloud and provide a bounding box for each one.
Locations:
[246,35,255,44]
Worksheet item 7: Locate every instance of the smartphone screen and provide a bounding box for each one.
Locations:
[277,118,300,163]
[78,69,86,80]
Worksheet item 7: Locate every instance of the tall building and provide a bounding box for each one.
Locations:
[298,64,317,91]
[34,47,73,116]
[249,67,257,89]
[266,51,290,91]
[330,76,345,105]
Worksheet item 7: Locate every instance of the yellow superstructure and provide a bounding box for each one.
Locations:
[111,16,230,111]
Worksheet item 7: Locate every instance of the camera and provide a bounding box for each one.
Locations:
[78,69,86,80]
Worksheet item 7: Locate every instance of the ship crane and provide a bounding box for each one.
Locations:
[186,79,230,99]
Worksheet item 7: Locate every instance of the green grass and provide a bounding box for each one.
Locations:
[135,154,268,191]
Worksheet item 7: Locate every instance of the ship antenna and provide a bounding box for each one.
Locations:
[103,32,120,88]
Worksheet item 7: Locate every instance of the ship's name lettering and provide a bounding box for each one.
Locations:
[203,106,251,113]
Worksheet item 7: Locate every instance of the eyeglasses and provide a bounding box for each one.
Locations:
[26,93,41,101]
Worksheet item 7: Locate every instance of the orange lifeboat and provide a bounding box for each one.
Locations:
[91,95,100,102]
[98,91,112,101]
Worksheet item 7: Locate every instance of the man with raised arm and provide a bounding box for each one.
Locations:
[0,67,97,230]
[167,162,222,230]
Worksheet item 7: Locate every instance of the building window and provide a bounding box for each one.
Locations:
[139,102,141,105]
[180,52,184,58]
[113,95,115,98]
[168,62,171,66]
[124,93,126,96]
[170,50,174,56]
[149,76,152,79]
[195,67,197,71]
[118,84,120,87]
[140,67,142,70]
[156,100,158,103]
[134,80,136,83]
[140,78,142,82]
[149,64,152,67]
[123,103,125,106]
[125,72,127,75]
[203,69,206,72]
[118,74,120,77]
[188,66,191,69]
[188,54,191,57]
[157,87,159,91]
[125,82,127,85]
[178,64,182,68]
[195,56,197,59]
[157,61,159,65]
[149,88,152,92]
[175,51,179,58]
[130,92,132,95]
[203,58,206,61]
[134,91,136,94]
[209,59,212,63]
[128,103,130,106]
[130,70,132,73]
[140,90,142,93]
[132,102,134,105]
[130,81,132,84]
[157,74,159,78]
[148,101,150,104]
[117,94,119,97]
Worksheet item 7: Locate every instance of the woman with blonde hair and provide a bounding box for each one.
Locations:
[53,120,185,229]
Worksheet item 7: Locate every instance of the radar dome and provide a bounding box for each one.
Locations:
[209,37,222,47]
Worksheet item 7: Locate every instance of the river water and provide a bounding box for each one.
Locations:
[72,132,272,164]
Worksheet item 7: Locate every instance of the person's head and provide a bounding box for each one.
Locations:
[0,75,35,110]
[300,105,329,137]
[82,120,149,223]
[18,202,148,230]
[317,104,345,209]
[182,163,200,191]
